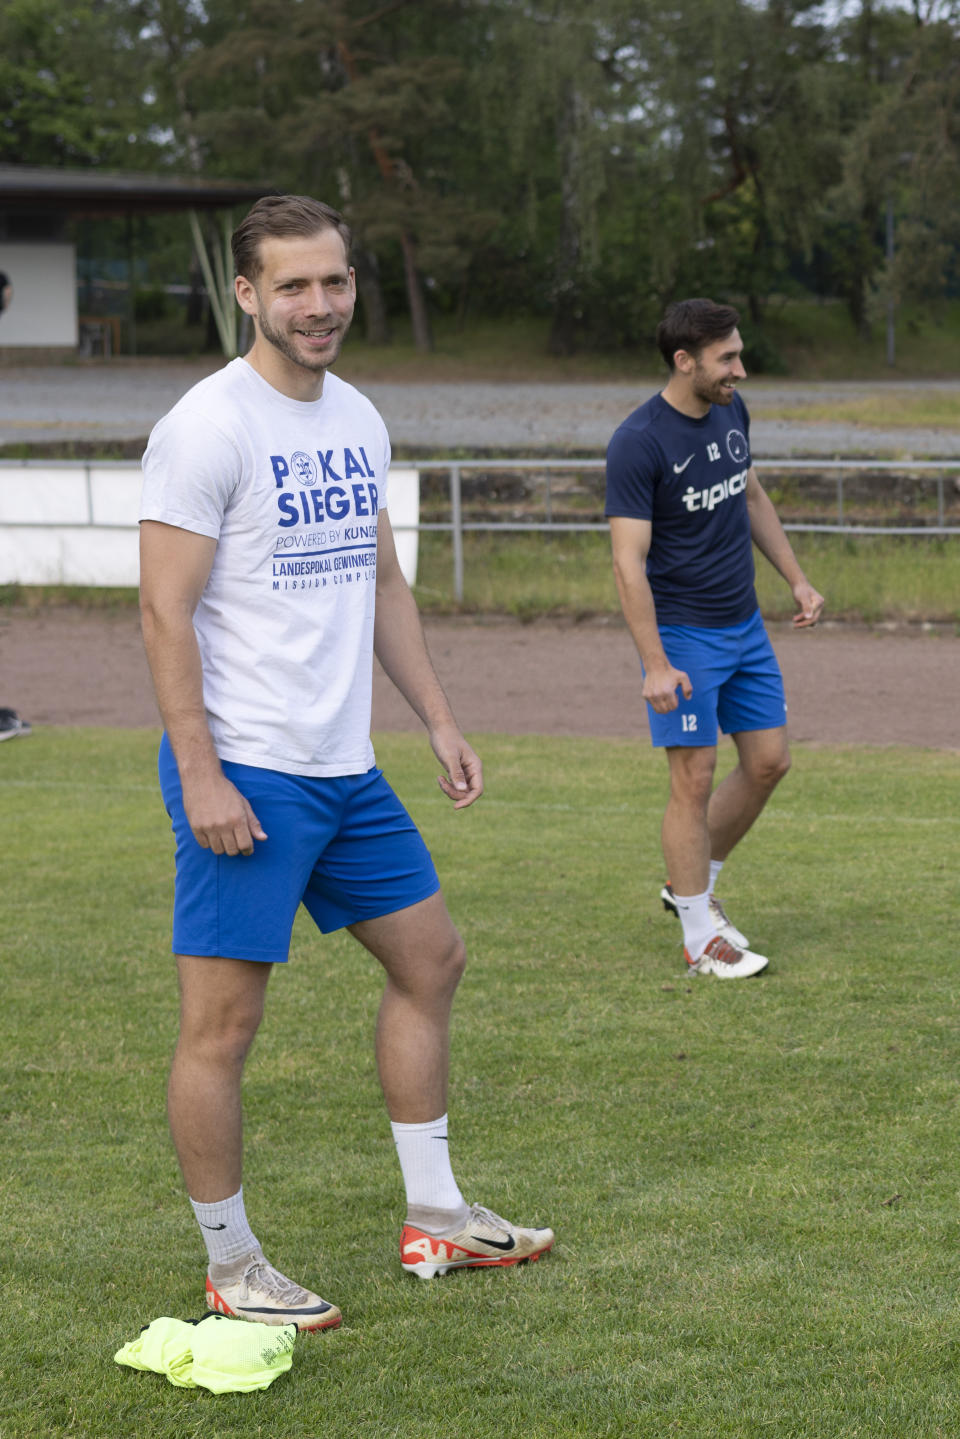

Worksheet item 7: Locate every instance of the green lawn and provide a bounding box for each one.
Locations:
[762,298,960,382]
[751,390,960,430]
[3,530,959,626]
[411,531,960,626]
[129,299,960,385]
[2,728,959,1436]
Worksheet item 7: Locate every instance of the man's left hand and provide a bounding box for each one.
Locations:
[792,581,825,628]
[431,724,484,809]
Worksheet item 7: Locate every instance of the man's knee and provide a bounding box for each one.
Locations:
[745,746,791,792]
[176,960,267,1065]
[352,895,467,998]
[178,1003,262,1068]
[432,926,467,994]
[667,748,717,809]
[402,922,466,1000]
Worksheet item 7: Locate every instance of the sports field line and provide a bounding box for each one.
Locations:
[0,778,158,793]
[1,780,955,827]
[763,806,956,826]
[473,798,958,826]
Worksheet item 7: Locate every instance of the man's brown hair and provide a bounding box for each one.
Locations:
[656,298,741,370]
[231,195,352,282]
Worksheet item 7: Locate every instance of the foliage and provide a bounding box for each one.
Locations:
[0,0,159,167]
[2,1,958,356]
[824,1,960,333]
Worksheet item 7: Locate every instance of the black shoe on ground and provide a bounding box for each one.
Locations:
[0,708,30,742]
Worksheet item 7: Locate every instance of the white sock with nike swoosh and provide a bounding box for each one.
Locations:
[391,1114,469,1230]
[673,889,715,962]
[190,1186,259,1267]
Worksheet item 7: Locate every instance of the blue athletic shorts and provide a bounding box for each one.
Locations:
[643,610,787,748]
[158,735,441,962]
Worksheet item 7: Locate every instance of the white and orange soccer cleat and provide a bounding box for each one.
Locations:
[400,1204,555,1280]
[205,1250,341,1332]
[685,934,769,979]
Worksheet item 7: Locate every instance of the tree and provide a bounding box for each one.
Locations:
[833,1,960,332]
[0,0,156,168]
[8,0,955,360]
[635,1,853,329]
[168,0,495,352]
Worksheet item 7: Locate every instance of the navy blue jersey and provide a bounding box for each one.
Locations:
[605,390,757,626]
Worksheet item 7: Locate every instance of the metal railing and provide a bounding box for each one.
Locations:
[410,458,960,601]
[2,455,958,602]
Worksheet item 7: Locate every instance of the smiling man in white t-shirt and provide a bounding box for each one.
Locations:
[140,195,553,1331]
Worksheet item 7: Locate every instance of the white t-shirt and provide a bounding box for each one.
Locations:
[140,358,391,776]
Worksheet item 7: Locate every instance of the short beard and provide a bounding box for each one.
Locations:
[257,305,348,374]
[692,372,735,408]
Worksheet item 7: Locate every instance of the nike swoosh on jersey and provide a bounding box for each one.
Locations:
[672,454,695,474]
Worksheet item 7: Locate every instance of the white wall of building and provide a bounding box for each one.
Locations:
[0,462,419,586]
[0,243,78,347]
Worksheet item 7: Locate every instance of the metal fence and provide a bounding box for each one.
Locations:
[2,455,958,601]
[411,458,960,602]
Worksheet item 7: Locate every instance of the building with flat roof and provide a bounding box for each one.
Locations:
[0,165,271,355]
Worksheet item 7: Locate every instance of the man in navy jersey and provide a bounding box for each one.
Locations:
[605,298,823,978]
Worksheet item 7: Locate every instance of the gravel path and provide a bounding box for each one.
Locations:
[2,361,960,457]
[1,362,956,750]
[1,609,956,750]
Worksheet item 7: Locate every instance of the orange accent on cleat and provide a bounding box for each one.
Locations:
[400,1206,555,1279]
[204,1270,342,1332]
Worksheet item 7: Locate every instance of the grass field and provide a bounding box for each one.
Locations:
[2,726,959,1437]
[125,299,960,386]
[750,390,960,430]
[5,532,957,628]
[411,532,960,626]
[336,300,960,385]
[760,299,960,383]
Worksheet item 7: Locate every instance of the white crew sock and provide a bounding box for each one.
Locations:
[708,860,724,896]
[190,1186,259,1268]
[391,1114,468,1222]
[673,889,716,962]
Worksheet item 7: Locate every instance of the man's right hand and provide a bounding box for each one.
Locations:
[182,772,268,856]
[642,660,693,714]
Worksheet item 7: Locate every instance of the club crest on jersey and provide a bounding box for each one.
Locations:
[291,451,318,486]
[271,447,377,488]
[726,429,749,464]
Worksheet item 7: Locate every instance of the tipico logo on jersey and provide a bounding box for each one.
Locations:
[726,429,749,464]
[681,467,748,513]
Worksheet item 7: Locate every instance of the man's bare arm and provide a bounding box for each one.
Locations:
[609,515,692,713]
[745,470,824,627]
[373,512,482,808]
[139,520,267,854]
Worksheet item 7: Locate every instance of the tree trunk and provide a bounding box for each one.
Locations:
[186,254,204,326]
[748,227,767,325]
[353,246,391,345]
[549,85,583,356]
[400,230,434,353]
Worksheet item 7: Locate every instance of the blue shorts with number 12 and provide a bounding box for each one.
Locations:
[643,609,787,748]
